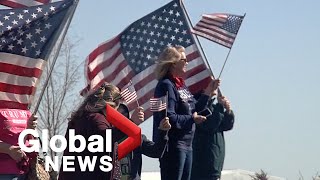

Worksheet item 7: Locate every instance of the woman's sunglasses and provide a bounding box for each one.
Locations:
[180,58,187,63]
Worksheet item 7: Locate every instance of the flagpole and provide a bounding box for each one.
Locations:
[165,92,168,117]
[129,80,140,107]
[179,0,226,98]
[179,0,214,77]
[217,48,232,79]
[218,13,246,79]
[32,0,79,115]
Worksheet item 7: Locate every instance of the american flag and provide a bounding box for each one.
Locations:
[0,0,76,109]
[192,13,244,48]
[120,83,137,104]
[0,0,51,8]
[83,1,212,119]
[111,142,121,180]
[150,96,167,112]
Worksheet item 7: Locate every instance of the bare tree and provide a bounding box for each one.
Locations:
[313,172,320,180]
[31,35,83,179]
[251,169,269,180]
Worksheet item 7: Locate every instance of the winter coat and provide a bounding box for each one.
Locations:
[191,98,235,180]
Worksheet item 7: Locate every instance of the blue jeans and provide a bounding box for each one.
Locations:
[160,147,193,180]
[0,174,25,180]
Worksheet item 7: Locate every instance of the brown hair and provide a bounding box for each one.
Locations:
[68,82,121,126]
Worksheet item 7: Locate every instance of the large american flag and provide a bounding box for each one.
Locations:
[192,13,244,48]
[0,0,51,8]
[0,0,75,109]
[83,1,212,119]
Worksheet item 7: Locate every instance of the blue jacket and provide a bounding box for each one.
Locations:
[153,77,209,150]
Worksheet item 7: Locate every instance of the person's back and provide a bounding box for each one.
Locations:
[59,111,113,180]
[59,82,123,180]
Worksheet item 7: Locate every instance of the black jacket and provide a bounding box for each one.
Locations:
[191,97,235,180]
[117,104,169,180]
[129,132,168,180]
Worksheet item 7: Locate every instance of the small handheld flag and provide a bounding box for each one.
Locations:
[121,82,138,104]
[149,96,167,112]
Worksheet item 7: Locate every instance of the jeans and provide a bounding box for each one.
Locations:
[160,147,193,180]
[0,174,25,180]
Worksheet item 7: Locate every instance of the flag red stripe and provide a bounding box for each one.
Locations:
[35,0,50,3]
[117,71,135,89]
[202,16,226,24]
[98,60,129,86]
[0,0,51,8]
[0,100,28,109]
[188,76,211,94]
[128,90,154,110]
[88,36,120,64]
[185,64,208,79]
[135,72,155,92]
[197,21,235,39]
[193,27,233,44]
[88,48,122,80]
[0,83,35,95]
[192,30,232,48]
[186,51,200,62]
[0,0,27,8]
[92,68,135,91]
[0,62,42,78]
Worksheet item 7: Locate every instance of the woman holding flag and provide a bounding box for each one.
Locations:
[152,45,219,180]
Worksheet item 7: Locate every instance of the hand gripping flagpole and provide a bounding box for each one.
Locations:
[32,0,80,115]
[218,13,246,79]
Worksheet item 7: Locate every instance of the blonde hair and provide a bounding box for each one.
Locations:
[154,45,186,80]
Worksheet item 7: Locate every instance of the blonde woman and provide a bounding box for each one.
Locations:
[152,46,219,180]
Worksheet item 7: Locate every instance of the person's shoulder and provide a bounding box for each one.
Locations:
[141,134,148,141]
[88,112,106,122]
[157,78,174,88]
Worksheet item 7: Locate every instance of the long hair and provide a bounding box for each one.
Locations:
[154,45,186,80]
[68,82,121,127]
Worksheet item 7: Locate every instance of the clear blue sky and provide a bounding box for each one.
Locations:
[70,0,319,179]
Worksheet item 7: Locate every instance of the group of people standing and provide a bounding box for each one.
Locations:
[0,45,234,180]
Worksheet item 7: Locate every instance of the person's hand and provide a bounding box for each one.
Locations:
[8,146,28,162]
[131,107,144,125]
[193,112,206,124]
[158,117,171,131]
[218,96,232,113]
[27,114,38,129]
[204,78,221,96]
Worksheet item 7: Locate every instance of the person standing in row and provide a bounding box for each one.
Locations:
[59,82,123,180]
[152,45,219,180]
[0,111,38,180]
[191,82,235,180]
[117,104,171,180]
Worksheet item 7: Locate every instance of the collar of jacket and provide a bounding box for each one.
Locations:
[168,74,185,89]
